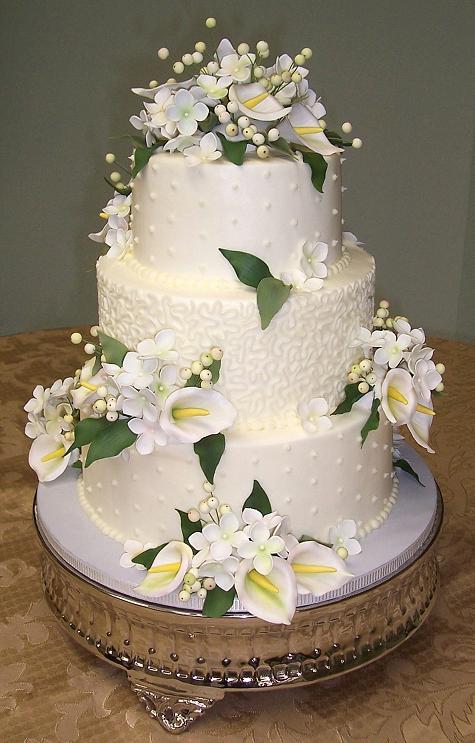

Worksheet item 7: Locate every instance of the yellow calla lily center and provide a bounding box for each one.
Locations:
[148,562,181,574]
[388,386,408,405]
[99,211,109,219]
[41,445,66,463]
[172,407,209,420]
[243,91,268,109]
[80,381,98,391]
[292,563,338,574]
[416,402,435,416]
[294,126,324,135]
[248,569,279,593]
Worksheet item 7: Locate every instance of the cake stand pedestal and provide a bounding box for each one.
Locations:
[33,449,443,735]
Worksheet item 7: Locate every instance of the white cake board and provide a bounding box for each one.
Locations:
[35,443,441,613]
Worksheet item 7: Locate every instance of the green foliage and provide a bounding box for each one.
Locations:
[98,332,128,366]
[202,586,236,617]
[176,509,202,549]
[131,544,167,569]
[394,458,425,486]
[269,137,295,158]
[256,277,291,330]
[71,460,82,469]
[219,249,272,289]
[325,130,352,147]
[216,133,247,165]
[131,143,161,177]
[199,113,219,133]
[66,417,109,453]
[300,150,328,193]
[85,418,137,467]
[360,397,381,446]
[333,384,365,415]
[193,433,225,484]
[242,480,272,515]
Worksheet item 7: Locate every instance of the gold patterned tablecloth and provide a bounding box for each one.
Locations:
[1,328,475,743]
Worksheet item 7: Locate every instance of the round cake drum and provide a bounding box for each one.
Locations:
[35,443,442,734]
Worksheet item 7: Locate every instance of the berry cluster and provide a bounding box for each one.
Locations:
[179,346,223,389]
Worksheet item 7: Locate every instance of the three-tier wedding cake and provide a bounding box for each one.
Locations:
[25,22,445,625]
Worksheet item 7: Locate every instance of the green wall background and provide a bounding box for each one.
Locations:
[1,0,474,339]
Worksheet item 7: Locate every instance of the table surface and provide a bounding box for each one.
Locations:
[1,328,474,743]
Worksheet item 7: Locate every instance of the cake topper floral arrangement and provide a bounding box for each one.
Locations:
[92,16,362,203]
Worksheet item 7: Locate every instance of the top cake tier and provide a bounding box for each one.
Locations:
[130,152,342,279]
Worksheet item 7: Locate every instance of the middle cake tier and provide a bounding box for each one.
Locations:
[97,244,374,431]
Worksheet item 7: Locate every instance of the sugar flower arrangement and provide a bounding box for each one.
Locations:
[92,16,362,207]
[24,327,236,482]
[334,301,446,453]
[122,480,359,624]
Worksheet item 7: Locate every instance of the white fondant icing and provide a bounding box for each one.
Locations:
[80,407,395,546]
[130,152,342,278]
[97,246,374,430]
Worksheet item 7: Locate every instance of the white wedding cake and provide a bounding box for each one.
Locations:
[25,22,444,624]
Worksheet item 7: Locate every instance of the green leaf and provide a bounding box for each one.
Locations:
[199,113,219,133]
[132,143,161,177]
[270,137,295,158]
[256,277,291,330]
[193,433,225,484]
[219,248,272,289]
[216,133,247,165]
[360,397,381,447]
[132,543,167,569]
[394,458,425,487]
[185,359,221,388]
[325,129,352,147]
[104,177,131,196]
[301,150,328,193]
[98,332,129,366]
[85,418,137,467]
[66,416,110,454]
[71,460,82,469]
[242,480,272,515]
[176,509,202,549]
[333,384,365,415]
[92,353,102,376]
[202,586,236,617]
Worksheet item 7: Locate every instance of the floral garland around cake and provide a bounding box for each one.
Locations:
[121,479,360,624]
[331,300,446,454]
[24,327,236,482]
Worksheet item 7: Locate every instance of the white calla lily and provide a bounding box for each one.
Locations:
[235,557,297,625]
[381,368,417,425]
[408,396,435,453]
[288,541,352,596]
[28,434,71,482]
[279,103,342,156]
[160,387,236,444]
[135,541,192,597]
[228,83,291,122]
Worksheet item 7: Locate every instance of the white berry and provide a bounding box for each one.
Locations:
[106,396,116,411]
[199,499,210,514]
[105,153,115,164]
[180,367,192,380]
[173,61,184,74]
[366,373,377,385]
[187,508,200,523]
[200,369,212,381]
[336,546,349,560]
[191,360,203,375]
[341,121,353,134]
[192,51,203,64]
[96,385,107,398]
[205,17,216,28]
[84,343,95,355]
[252,133,265,146]
[203,577,216,590]
[218,111,231,123]
[358,381,370,394]
[348,372,360,384]
[106,411,118,422]
[207,496,219,509]
[214,104,226,115]
[301,47,313,59]
[242,127,254,140]
[207,60,219,74]
[227,100,239,113]
[257,145,270,159]
[179,590,190,602]
[238,115,250,128]
[267,128,280,142]
[197,588,207,599]
[70,332,82,344]
[373,317,385,328]
[352,137,363,149]
[291,72,302,83]
[149,80,158,88]
[256,40,269,53]
[93,399,107,414]
[435,363,445,374]
[359,359,372,373]
[190,581,201,593]
[218,504,231,515]
[157,47,169,59]
[237,42,250,55]
[294,53,305,65]
[110,171,121,182]
[182,53,193,66]
[379,299,390,309]
[195,41,206,53]
[210,346,223,360]
[254,65,265,79]
[225,123,238,137]
[203,481,215,493]
[435,382,445,393]
[376,307,388,318]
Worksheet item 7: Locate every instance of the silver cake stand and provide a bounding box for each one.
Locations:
[33,448,443,735]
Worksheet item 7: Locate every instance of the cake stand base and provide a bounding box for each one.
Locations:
[33,456,443,734]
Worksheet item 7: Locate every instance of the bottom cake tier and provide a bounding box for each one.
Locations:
[79,407,395,546]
